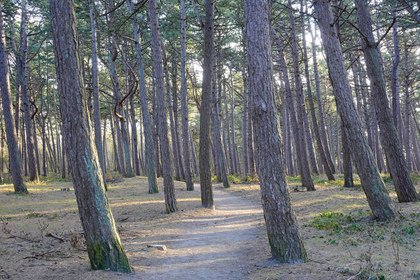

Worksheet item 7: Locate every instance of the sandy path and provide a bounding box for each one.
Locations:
[126,185,269,280]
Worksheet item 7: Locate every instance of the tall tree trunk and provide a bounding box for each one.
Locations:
[189,127,199,177]
[126,0,158,192]
[245,0,307,262]
[89,0,105,182]
[224,82,234,175]
[159,46,177,178]
[180,0,194,190]
[310,27,335,174]
[342,119,354,187]
[286,0,315,190]
[161,40,179,181]
[129,95,140,176]
[354,0,418,202]
[106,0,133,178]
[391,9,403,145]
[404,39,412,172]
[241,56,249,175]
[20,0,38,182]
[304,13,334,180]
[0,4,26,193]
[212,67,230,189]
[60,124,65,178]
[229,66,241,175]
[53,89,61,170]
[149,0,177,213]
[151,78,162,178]
[50,0,131,271]
[199,0,215,208]
[314,0,395,220]
[272,26,315,191]
[171,56,185,180]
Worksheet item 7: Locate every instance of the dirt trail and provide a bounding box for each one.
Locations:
[126,185,269,280]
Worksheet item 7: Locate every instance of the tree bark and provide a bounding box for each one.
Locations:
[20,0,38,182]
[89,0,106,182]
[126,0,159,192]
[50,0,131,271]
[310,27,335,174]
[0,3,27,194]
[199,0,215,208]
[314,0,395,220]
[354,0,418,202]
[272,27,314,191]
[149,0,178,213]
[304,14,334,180]
[245,0,307,263]
[180,0,194,190]
[342,119,353,188]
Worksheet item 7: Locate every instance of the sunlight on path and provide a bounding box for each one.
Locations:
[126,184,268,280]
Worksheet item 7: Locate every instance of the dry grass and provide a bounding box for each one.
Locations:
[226,174,420,280]
[0,173,419,280]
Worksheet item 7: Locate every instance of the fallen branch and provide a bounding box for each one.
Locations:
[45,232,66,242]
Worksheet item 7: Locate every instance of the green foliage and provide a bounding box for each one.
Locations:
[309,211,362,234]
[410,172,420,184]
[286,175,301,182]
[308,210,420,252]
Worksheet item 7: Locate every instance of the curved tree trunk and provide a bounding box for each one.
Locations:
[126,0,159,193]
[272,26,315,191]
[354,0,418,203]
[20,0,38,182]
[302,6,334,180]
[314,0,395,220]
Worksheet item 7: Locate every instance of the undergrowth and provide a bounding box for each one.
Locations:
[306,210,420,250]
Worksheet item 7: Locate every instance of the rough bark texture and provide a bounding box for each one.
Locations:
[314,0,395,220]
[355,0,418,203]
[0,3,27,194]
[199,0,215,209]
[149,0,177,213]
[245,0,307,263]
[50,0,131,272]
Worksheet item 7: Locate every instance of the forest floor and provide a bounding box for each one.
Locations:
[0,173,419,280]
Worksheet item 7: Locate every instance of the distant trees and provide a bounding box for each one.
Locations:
[314,0,395,220]
[0,2,26,194]
[0,0,418,222]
